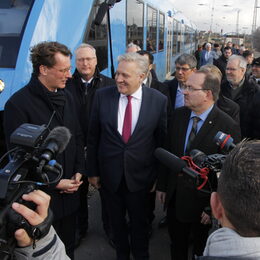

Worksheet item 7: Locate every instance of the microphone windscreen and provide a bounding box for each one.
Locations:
[94,2,108,26]
[154,148,186,173]
[44,127,71,153]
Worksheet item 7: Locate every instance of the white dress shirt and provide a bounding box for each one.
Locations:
[117,85,142,136]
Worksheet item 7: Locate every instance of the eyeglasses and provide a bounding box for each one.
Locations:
[176,66,192,72]
[226,67,239,71]
[182,86,210,92]
[77,57,96,63]
[52,66,72,74]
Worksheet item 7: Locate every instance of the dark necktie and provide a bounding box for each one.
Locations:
[122,96,132,143]
[185,116,201,155]
[83,82,90,94]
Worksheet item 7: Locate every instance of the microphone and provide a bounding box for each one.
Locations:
[214,131,236,152]
[94,2,109,25]
[154,148,199,178]
[40,127,71,162]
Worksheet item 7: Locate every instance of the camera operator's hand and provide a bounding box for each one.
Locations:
[56,173,83,194]
[11,190,50,247]
[157,191,166,204]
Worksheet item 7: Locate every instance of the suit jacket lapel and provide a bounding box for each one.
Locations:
[110,87,121,138]
[178,108,191,155]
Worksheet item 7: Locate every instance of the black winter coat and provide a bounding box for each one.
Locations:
[4,75,85,220]
[221,77,259,138]
[66,68,115,143]
[248,91,260,139]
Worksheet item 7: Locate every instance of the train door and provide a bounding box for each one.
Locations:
[166,16,173,78]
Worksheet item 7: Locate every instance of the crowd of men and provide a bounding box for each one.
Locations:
[2,40,260,260]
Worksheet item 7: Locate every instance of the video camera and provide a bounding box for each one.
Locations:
[0,123,71,259]
[155,131,236,193]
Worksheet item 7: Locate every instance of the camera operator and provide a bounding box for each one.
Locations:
[198,140,260,259]
[13,189,69,260]
[157,70,241,260]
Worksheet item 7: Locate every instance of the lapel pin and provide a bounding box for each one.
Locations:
[209,121,212,124]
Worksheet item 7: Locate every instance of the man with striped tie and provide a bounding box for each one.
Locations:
[157,70,241,260]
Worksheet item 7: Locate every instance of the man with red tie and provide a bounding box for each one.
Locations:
[87,52,167,260]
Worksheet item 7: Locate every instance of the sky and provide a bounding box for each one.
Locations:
[169,0,256,34]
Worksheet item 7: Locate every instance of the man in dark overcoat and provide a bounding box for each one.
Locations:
[4,41,85,260]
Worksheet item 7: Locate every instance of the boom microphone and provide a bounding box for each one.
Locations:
[94,2,109,25]
[154,148,199,178]
[214,131,236,152]
[40,126,71,162]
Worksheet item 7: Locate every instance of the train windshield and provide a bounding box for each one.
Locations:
[0,0,34,68]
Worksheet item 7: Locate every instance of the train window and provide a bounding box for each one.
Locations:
[127,0,144,49]
[172,19,178,55]
[83,0,108,71]
[158,12,164,51]
[0,0,34,68]
[177,22,182,53]
[146,6,157,52]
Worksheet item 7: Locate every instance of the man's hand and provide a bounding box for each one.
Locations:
[12,190,50,247]
[201,211,211,225]
[157,191,166,204]
[56,173,83,193]
[88,176,101,189]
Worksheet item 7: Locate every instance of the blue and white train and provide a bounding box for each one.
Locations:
[0,0,197,113]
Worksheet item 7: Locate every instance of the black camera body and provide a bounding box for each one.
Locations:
[0,123,69,259]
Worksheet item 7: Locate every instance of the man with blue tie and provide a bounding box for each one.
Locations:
[157,70,241,260]
[165,54,197,111]
[87,52,167,260]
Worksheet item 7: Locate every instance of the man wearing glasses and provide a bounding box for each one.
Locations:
[66,43,115,248]
[221,55,259,138]
[157,70,240,260]
[165,54,197,111]
[4,41,85,259]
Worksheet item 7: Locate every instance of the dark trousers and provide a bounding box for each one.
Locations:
[77,176,89,235]
[53,212,77,260]
[167,202,210,260]
[99,188,113,235]
[147,191,156,224]
[102,178,150,260]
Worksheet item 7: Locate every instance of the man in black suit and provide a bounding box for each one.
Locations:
[166,54,197,110]
[66,43,115,246]
[157,70,241,260]
[87,52,167,260]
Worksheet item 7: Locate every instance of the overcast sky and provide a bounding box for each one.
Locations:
[169,0,255,34]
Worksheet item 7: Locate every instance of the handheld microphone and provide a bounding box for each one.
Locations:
[154,148,199,178]
[40,127,71,162]
[214,131,235,152]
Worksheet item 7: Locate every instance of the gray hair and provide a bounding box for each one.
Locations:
[75,43,96,56]
[126,42,141,52]
[228,55,247,69]
[117,52,149,75]
[175,53,197,69]
[205,43,211,48]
